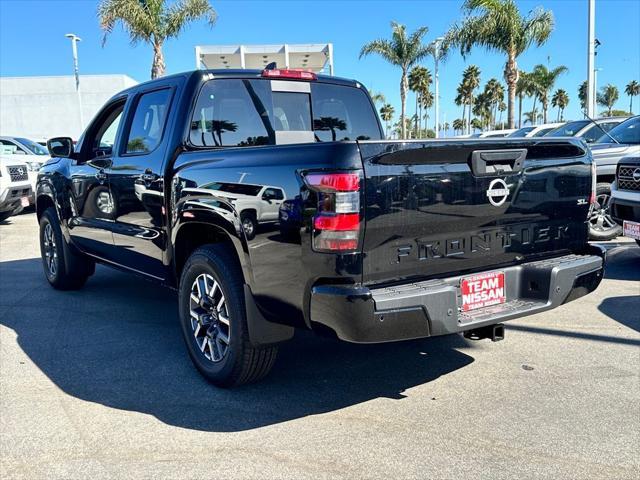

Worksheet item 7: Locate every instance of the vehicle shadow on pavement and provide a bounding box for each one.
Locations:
[0,258,474,432]
[598,296,640,333]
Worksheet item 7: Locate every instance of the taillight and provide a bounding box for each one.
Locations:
[305,172,361,252]
[261,69,317,81]
[589,159,597,205]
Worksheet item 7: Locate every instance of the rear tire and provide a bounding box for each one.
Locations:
[178,244,278,387]
[588,182,622,241]
[39,207,94,290]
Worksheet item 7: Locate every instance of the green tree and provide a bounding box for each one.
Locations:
[408,66,432,138]
[531,64,568,123]
[625,80,640,115]
[516,71,535,128]
[446,0,554,129]
[452,118,466,134]
[369,91,386,107]
[578,80,588,111]
[99,0,217,79]
[379,103,395,137]
[597,84,619,116]
[459,65,481,133]
[551,89,569,121]
[360,22,431,139]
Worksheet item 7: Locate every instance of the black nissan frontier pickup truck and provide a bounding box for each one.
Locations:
[38,68,605,386]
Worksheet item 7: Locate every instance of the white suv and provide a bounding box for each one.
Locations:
[0,156,33,222]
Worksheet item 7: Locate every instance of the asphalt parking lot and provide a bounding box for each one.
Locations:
[1,211,639,480]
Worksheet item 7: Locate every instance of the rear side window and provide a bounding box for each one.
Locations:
[125,89,171,154]
[190,79,271,147]
[311,83,382,141]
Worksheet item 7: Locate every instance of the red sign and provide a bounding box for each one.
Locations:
[461,271,506,312]
[623,221,640,240]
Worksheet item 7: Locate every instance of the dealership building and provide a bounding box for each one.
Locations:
[0,74,137,141]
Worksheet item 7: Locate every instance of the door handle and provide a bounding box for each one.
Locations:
[470,149,527,176]
[95,170,107,182]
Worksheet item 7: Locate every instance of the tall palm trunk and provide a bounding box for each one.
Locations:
[518,94,523,128]
[400,70,408,139]
[462,104,466,131]
[630,96,634,115]
[504,53,518,129]
[542,97,548,123]
[531,95,538,125]
[151,40,165,79]
[467,95,473,134]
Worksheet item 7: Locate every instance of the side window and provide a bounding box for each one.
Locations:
[263,188,284,200]
[125,89,171,154]
[582,125,606,143]
[311,83,382,142]
[0,140,26,154]
[85,101,125,159]
[190,79,271,147]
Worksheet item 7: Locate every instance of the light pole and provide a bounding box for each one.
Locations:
[432,36,444,138]
[594,67,603,115]
[586,0,596,118]
[65,33,84,131]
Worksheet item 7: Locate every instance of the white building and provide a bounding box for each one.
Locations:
[195,43,334,75]
[0,74,137,141]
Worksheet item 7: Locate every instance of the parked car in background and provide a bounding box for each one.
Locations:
[545,117,628,143]
[0,155,32,222]
[477,129,517,138]
[610,156,640,247]
[508,123,564,138]
[0,136,51,202]
[589,116,640,240]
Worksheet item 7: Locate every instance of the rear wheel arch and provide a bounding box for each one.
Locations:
[36,194,56,221]
[173,221,247,286]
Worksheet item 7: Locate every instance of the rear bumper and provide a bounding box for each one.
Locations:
[310,246,606,343]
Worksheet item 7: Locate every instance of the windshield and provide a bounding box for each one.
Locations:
[546,121,590,137]
[596,116,640,144]
[16,137,49,155]
[508,127,535,138]
[534,127,556,137]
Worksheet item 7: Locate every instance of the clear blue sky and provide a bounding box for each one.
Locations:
[1,0,639,125]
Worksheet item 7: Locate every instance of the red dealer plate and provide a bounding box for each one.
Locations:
[623,220,640,240]
[460,271,506,312]
[20,197,29,207]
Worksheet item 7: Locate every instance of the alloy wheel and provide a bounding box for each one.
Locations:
[242,217,255,237]
[43,222,58,276]
[189,273,231,363]
[96,191,114,214]
[589,192,619,233]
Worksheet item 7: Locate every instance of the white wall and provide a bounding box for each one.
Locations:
[0,74,137,140]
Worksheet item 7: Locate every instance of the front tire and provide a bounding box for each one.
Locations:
[240,212,257,240]
[178,244,278,387]
[39,207,94,290]
[588,182,622,241]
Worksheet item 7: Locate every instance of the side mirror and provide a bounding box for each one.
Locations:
[47,137,74,158]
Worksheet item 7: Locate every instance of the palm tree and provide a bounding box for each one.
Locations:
[98,0,217,79]
[625,80,640,114]
[360,22,430,139]
[453,118,466,135]
[551,89,569,121]
[369,91,386,107]
[420,89,434,132]
[524,110,541,125]
[379,103,395,137]
[597,84,619,116]
[484,78,504,129]
[531,64,568,123]
[408,66,432,138]
[446,0,554,129]
[578,81,588,111]
[516,71,534,128]
[460,65,481,134]
[497,101,507,127]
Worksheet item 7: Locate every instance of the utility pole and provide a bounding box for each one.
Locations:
[586,0,596,118]
[65,33,84,131]
[433,37,444,139]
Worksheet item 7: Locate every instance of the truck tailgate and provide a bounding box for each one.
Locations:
[358,139,592,286]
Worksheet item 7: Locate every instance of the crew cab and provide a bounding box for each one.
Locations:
[37,68,605,387]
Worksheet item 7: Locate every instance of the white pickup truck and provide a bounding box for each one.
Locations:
[0,156,33,222]
[196,182,285,239]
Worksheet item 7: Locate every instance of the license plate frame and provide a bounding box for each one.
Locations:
[460,271,506,312]
[623,220,640,240]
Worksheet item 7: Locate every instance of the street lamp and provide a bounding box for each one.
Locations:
[594,67,603,115]
[432,36,445,139]
[65,33,84,130]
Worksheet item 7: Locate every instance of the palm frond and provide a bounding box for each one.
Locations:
[163,0,216,39]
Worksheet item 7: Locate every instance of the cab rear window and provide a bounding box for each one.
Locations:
[189,78,382,147]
